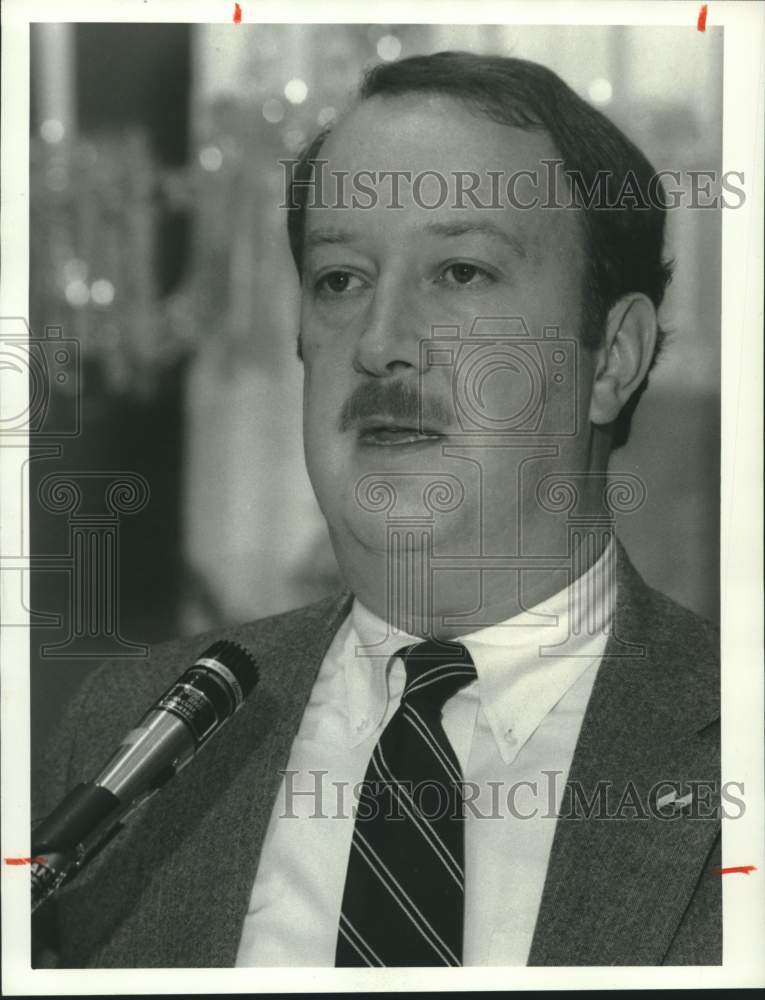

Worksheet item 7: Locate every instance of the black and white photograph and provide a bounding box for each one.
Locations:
[1,0,763,992]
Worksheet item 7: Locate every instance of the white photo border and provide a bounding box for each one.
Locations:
[2,0,763,993]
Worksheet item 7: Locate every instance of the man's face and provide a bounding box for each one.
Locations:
[298,94,601,630]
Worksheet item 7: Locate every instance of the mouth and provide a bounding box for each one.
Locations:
[356,417,446,447]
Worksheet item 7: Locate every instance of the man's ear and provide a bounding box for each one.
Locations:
[589,293,658,426]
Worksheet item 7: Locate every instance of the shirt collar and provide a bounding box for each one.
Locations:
[342,538,617,762]
[341,602,419,745]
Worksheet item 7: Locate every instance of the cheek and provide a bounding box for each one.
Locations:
[302,364,331,440]
[302,352,346,456]
[532,266,583,331]
[300,294,353,365]
[302,379,335,505]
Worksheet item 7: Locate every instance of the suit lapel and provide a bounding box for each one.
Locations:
[528,543,720,965]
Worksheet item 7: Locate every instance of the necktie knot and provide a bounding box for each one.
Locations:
[397,639,477,711]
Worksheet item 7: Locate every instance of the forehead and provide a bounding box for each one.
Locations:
[323,93,555,172]
[305,94,583,260]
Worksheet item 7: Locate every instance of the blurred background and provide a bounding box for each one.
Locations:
[29,23,722,765]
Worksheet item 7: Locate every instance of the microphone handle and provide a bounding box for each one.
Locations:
[30,639,259,911]
[31,783,124,912]
[31,709,198,911]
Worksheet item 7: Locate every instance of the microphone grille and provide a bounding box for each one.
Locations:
[198,640,259,699]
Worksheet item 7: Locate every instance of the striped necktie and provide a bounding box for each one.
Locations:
[335,638,478,967]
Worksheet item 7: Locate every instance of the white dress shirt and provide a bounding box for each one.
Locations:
[236,540,616,967]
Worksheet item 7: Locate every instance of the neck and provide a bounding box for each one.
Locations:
[343,525,612,640]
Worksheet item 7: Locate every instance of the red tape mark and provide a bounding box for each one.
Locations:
[713,864,756,876]
[5,856,48,865]
[233,3,242,23]
[697,4,708,31]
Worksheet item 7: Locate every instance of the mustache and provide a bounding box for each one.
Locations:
[338,379,452,433]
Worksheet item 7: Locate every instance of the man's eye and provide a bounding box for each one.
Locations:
[316,271,365,295]
[439,263,493,287]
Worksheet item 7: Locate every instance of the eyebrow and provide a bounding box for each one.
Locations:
[303,229,355,251]
[303,220,529,260]
[422,221,528,260]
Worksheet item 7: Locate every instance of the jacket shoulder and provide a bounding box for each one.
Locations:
[77,590,348,711]
[33,591,350,818]
[639,580,719,662]
[613,543,720,734]
[617,541,719,669]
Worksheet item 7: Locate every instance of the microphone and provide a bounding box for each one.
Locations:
[31,639,259,911]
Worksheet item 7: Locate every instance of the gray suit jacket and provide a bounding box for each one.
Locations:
[32,543,721,967]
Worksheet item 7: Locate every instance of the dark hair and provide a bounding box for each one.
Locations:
[286,51,674,447]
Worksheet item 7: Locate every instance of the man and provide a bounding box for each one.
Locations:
[33,51,720,968]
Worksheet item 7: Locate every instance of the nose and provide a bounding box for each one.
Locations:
[353,275,425,378]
